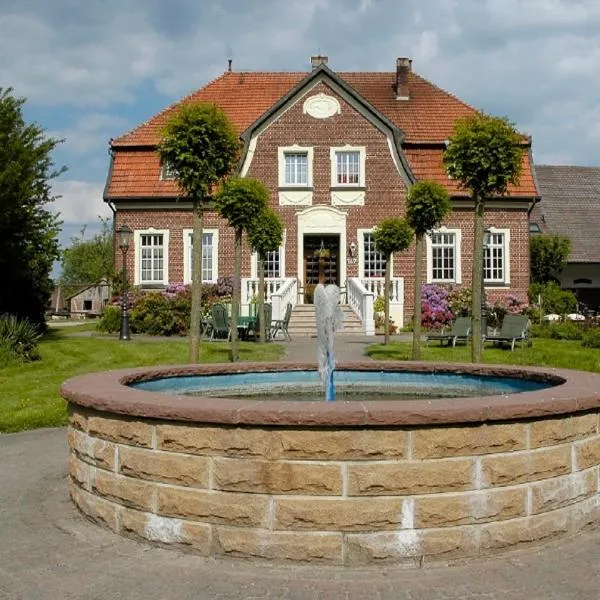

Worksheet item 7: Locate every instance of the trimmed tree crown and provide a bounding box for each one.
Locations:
[215,177,270,231]
[372,218,414,257]
[443,113,524,199]
[158,102,240,200]
[406,180,451,236]
[249,208,283,258]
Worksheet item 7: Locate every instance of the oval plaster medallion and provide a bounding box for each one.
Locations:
[303,93,341,119]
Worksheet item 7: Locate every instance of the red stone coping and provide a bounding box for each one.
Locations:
[60,362,600,427]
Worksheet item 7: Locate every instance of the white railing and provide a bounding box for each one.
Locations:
[240,277,296,320]
[270,277,298,321]
[347,278,375,336]
[361,277,405,329]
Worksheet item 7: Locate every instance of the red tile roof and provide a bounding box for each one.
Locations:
[107,68,538,199]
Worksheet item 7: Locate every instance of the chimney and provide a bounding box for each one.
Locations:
[311,55,328,70]
[395,57,412,100]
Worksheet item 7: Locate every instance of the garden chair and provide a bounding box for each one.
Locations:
[209,303,230,341]
[248,303,273,341]
[271,302,293,341]
[426,316,472,347]
[484,314,530,351]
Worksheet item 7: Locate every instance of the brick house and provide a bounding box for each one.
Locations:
[104,56,539,333]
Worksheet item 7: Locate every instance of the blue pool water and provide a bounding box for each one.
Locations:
[130,370,553,401]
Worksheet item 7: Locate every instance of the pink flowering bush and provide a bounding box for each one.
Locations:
[421,284,454,329]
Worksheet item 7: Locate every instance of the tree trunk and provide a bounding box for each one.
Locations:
[471,198,485,363]
[384,254,391,345]
[189,200,204,363]
[230,228,242,362]
[257,257,266,343]
[412,235,423,360]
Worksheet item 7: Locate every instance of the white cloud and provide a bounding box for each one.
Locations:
[51,180,112,225]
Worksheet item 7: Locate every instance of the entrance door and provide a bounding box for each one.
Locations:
[303,235,340,303]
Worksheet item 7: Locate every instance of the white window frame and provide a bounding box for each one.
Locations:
[134,228,169,286]
[183,229,219,285]
[330,145,366,188]
[426,227,462,284]
[484,227,510,286]
[159,163,176,180]
[278,145,313,188]
[358,229,389,278]
[251,230,286,279]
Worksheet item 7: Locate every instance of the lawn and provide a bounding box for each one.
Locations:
[0,328,283,433]
[367,338,600,372]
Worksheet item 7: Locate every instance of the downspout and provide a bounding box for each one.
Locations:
[103,143,118,288]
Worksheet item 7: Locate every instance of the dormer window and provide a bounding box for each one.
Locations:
[160,163,176,180]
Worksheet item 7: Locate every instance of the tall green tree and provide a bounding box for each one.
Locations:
[248,208,283,343]
[60,217,114,288]
[444,113,523,362]
[373,218,414,344]
[530,234,571,284]
[0,87,64,327]
[215,177,269,361]
[406,181,451,360]
[159,102,240,363]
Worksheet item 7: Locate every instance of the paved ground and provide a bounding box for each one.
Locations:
[3,334,600,599]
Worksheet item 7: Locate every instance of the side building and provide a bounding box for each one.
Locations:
[104,56,539,331]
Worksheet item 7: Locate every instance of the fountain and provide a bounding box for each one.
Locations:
[62,341,600,565]
[314,283,343,401]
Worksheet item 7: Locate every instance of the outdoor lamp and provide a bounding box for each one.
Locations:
[116,224,133,341]
[349,240,357,258]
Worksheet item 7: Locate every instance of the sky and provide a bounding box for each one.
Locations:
[1,0,599,267]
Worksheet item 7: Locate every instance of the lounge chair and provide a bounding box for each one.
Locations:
[426,316,472,347]
[271,302,293,341]
[485,314,530,351]
[209,303,230,341]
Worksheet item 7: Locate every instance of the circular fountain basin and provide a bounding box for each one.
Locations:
[62,362,600,566]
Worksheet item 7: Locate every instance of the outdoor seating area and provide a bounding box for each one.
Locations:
[425,316,472,347]
[484,313,531,351]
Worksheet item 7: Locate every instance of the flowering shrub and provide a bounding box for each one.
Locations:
[487,295,528,330]
[448,286,472,317]
[421,284,453,329]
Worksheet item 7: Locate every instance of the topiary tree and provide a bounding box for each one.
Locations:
[444,113,524,362]
[248,208,283,343]
[372,218,414,344]
[530,234,571,285]
[406,180,451,359]
[215,177,269,361]
[159,102,240,363]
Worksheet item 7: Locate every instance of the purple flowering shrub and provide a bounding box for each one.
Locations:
[487,295,528,330]
[421,284,454,329]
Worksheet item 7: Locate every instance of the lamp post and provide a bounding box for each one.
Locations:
[117,224,133,341]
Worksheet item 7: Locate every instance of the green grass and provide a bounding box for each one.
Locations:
[367,338,600,372]
[0,329,283,433]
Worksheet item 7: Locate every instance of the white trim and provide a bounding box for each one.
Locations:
[357,228,393,279]
[240,136,258,177]
[426,227,462,284]
[278,190,313,206]
[278,145,314,188]
[251,230,287,278]
[330,145,366,188]
[484,227,511,287]
[297,206,347,293]
[134,228,169,286]
[159,163,176,180]
[182,228,219,284]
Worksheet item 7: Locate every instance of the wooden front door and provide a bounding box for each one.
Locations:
[303,235,340,304]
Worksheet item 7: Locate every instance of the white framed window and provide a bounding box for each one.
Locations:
[251,231,286,279]
[160,162,176,180]
[278,145,313,188]
[358,229,387,278]
[330,145,366,187]
[484,228,510,285]
[134,229,169,286]
[426,228,462,284]
[183,229,219,284]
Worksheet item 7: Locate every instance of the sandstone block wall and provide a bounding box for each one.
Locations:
[68,407,600,565]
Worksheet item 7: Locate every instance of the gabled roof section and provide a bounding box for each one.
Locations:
[534,165,600,262]
[112,65,478,148]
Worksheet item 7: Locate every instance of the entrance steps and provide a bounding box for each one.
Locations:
[287,304,365,338]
